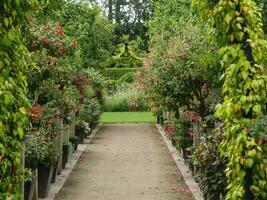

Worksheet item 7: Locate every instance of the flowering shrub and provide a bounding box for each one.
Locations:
[181,110,202,123]
[165,123,175,136]
[29,22,76,57]
[29,104,43,123]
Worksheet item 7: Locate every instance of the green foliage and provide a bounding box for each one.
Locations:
[104,85,149,112]
[110,36,144,69]
[171,119,193,155]
[0,0,31,198]
[57,2,115,69]
[190,132,227,200]
[118,72,135,84]
[25,134,61,169]
[193,0,267,199]
[103,68,136,80]
[141,2,222,117]
[78,98,102,129]
[112,44,142,68]
[103,0,152,45]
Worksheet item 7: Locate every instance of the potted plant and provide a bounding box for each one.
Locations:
[25,134,60,198]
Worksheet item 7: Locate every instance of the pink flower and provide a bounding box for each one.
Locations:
[166,124,175,136]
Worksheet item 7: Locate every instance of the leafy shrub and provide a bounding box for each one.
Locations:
[103,68,136,80]
[189,132,227,200]
[104,86,149,112]
[171,118,193,158]
[78,98,102,129]
[25,134,61,169]
[118,72,135,84]
[105,79,118,93]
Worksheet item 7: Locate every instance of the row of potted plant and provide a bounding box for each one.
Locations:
[22,19,105,199]
[24,118,95,199]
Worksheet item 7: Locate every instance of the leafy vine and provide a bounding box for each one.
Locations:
[192,0,267,199]
[0,0,31,199]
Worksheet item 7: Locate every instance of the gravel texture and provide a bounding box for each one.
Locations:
[57,124,193,200]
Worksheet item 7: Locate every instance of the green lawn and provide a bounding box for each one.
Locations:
[101,112,156,123]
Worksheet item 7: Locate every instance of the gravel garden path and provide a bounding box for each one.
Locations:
[58,124,194,200]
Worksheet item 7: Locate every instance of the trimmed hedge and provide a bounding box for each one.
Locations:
[103,68,136,80]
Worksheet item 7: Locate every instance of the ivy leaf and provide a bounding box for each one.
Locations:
[245,158,254,168]
[224,13,233,25]
[4,17,9,27]
[252,104,262,114]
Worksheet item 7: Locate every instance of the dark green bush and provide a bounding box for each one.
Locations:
[118,72,135,84]
[171,119,193,159]
[189,132,227,200]
[103,68,136,80]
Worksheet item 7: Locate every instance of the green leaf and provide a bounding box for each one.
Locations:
[224,13,233,25]
[4,17,9,27]
[245,158,254,168]
[252,104,262,114]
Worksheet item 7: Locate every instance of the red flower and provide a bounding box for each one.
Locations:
[31,42,37,48]
[39,37,49,43]
[71,41,78,49]
[55,24,64,36]
[166,124,175,136]
[181,110,202,122]
[259,138,265,145]
[29,104,43,122]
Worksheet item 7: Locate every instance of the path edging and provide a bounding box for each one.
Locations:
[156,124,204,200]
[40,126,101,200]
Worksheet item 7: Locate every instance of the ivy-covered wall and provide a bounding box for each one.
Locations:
[0,0,31,199]
[193,0,267,199]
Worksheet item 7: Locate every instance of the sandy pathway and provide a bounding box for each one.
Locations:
[58,124,193,200]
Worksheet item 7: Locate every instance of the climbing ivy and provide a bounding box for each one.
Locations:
[192,0,267,199]
[0,0,49,199]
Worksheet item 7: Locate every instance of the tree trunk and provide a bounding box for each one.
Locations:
[115,0,121,24]
[108,0,113,21]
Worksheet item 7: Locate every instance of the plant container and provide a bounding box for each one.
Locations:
[62,144,70,169]
[38,165,54,198]
[24,170,37,200]
[70,137,79,151]
[51,159,59,183]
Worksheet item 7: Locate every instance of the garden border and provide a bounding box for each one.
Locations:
[40,126,101,200]
[156,124,204,200]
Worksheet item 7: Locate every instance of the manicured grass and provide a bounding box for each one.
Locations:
[101,112,156,123]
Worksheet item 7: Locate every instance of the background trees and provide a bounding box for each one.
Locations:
[100,0,152,46]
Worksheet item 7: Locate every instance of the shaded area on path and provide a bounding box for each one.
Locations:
[58,124,193,200]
